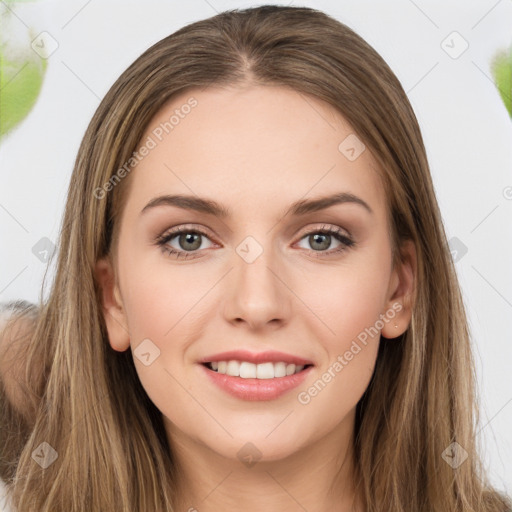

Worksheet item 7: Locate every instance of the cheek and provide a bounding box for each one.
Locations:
[120,247,205,340]
[302,251,390,393]
[118,261,198,417]
[308,263,389,346]
[297,273,385,423]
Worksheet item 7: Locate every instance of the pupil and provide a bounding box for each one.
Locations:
[181,233,201,250]
[311,233,330,250]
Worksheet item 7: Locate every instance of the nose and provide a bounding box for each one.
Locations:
[222,239,292,331]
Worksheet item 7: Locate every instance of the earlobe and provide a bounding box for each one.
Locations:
[94,257,131,352]
[381,240,416,340]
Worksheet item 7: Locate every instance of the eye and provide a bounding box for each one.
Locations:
[295,225,355,257]
[154,223,355,260]
[155,225,215,260]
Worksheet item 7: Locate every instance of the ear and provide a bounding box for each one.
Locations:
[381,239,416,340]
[95,257,131,352]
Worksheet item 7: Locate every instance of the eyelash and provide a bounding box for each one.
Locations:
[154,224,355,260]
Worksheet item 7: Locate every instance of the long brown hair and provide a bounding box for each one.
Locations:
[1,5,511,511]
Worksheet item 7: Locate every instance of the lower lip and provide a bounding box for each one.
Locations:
[200,363,314,401]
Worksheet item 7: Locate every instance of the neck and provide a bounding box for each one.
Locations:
[166,409,364,512]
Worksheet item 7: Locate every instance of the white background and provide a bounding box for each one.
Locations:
[1,0,511,506]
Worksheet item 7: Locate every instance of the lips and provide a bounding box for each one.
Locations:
[197,349,315,401]
[200,362,314,401]
[197,349,314,366]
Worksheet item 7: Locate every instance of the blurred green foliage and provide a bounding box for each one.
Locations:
[0,0,47,140]
[491,43,512,118]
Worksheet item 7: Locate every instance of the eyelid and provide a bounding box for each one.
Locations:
[154,222,355,259]
[156,223,217,240]
[156,223,350,244]
[294,222,352,240]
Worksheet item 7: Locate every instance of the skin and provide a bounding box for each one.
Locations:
[95,84,416,512]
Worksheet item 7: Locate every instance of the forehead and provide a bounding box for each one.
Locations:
[124,84,387,221]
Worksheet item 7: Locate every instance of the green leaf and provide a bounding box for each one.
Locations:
[0,6,48,140]
[0,53,47,138]
[491,44,512,118]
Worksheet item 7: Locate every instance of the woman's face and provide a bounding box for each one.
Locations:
[97,84,414,465]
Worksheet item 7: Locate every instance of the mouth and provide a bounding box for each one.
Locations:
[201,361,314,379]
[200,361,314,401]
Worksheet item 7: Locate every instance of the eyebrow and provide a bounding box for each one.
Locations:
[140,192,373,218]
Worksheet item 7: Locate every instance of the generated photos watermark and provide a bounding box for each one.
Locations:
[297,301,403,405]
[93,97,198,200]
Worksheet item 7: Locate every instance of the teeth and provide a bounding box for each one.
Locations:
[240,361,257,378]
[207,360,306,378]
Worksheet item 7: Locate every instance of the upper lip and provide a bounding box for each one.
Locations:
[198,350,314,366]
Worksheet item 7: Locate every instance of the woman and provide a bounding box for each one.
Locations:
[0,5,510,511]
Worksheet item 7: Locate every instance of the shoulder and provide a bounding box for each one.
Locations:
[0,476,15,512]
[0,301,39,421]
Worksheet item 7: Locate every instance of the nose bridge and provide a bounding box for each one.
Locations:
[223,233,290,327]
